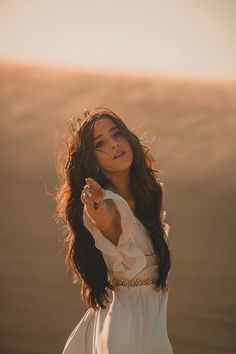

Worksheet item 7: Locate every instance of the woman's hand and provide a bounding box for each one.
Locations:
[81,177,105,208]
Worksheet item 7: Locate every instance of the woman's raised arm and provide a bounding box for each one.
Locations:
[81,178,122,246]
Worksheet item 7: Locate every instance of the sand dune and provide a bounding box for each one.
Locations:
[0,62,236,354]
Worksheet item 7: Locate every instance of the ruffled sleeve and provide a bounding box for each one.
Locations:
[83,189,146,278]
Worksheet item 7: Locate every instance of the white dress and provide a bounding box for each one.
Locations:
[62,189,173,354]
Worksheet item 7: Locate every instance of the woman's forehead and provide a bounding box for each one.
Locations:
[93,117,117,133]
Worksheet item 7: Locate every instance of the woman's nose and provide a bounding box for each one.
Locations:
[110,139,119,150]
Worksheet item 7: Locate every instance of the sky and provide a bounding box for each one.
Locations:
[0,0,235,79]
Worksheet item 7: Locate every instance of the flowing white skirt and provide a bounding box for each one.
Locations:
[62,283,173,354]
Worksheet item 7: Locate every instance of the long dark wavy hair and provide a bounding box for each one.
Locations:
[54,107,171,311]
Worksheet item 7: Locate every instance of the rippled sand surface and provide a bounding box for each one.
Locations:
[1,62,236,354]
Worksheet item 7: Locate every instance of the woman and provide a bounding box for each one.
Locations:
[55,107,173,354]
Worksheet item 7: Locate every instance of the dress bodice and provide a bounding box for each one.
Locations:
[83,189,170,280]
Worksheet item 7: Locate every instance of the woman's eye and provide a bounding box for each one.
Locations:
[95,141,104,148]
[114,131,121,137]
[95,131,121,149]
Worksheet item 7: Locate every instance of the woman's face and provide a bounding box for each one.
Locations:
[92,117,133,173]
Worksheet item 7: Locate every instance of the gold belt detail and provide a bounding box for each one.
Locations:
[109,276,169,293]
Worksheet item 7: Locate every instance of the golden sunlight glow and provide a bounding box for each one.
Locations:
[0,0,235,79]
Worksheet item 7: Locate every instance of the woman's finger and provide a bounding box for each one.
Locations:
[81,191,93,206]
[86,190,93,198]
[82,189,92,199]
[86,177,101,192]
[83,185,94,197]
[82,178,104,205]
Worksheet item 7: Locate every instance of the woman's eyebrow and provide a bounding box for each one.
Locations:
[93,126,119,141]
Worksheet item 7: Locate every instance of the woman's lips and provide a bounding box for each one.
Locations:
[113,151,126,159]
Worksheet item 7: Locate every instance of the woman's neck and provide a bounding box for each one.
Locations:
[105,171,133,201]
[108,185,133,202]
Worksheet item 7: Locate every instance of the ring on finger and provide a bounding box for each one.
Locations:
[86,190,93,198]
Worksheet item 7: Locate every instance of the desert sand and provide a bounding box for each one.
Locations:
[0,62,236,354]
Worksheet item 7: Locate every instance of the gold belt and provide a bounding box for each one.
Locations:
[108,276,169,293]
